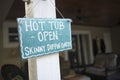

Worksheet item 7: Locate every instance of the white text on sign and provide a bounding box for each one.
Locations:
[24,21,65,42]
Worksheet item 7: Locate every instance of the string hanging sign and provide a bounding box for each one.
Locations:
[17,18,72,59]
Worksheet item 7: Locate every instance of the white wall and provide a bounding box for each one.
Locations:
[103,33,112,53]
[72,25,112,53]
[72,25,111,39]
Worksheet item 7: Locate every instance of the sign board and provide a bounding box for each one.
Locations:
[17,18,72,59]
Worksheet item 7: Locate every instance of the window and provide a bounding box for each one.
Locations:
[3,21,19,48]
[67,31,94,68]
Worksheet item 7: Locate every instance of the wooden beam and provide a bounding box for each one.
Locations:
[25,0,61,80]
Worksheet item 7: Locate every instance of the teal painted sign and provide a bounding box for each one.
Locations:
[17,18,72,59]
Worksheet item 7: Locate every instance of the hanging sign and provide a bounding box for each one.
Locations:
[17,18,72,59]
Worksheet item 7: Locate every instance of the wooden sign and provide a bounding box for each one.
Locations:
[17,18,72,59]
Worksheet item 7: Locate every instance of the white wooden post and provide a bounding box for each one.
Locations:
[25,0,61,80]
